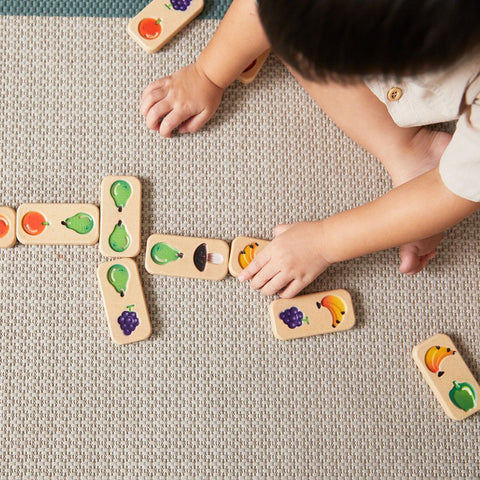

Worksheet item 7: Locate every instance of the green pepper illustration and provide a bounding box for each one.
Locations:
[449,381,477,411]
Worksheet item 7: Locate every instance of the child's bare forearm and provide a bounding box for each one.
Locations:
[197,0,271,89]
[321,167,479,263]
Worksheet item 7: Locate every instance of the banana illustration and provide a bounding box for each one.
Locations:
[316,295,346,328]
[239,242,259,269]
[425,345,455,377]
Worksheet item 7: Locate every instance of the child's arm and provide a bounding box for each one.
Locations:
[141,0,270,137]
[238,167,479,298]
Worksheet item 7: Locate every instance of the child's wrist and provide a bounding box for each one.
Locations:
[196,54,233,91]
[313,218,342,265]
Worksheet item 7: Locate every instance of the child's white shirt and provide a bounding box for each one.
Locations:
[365,52,480,202]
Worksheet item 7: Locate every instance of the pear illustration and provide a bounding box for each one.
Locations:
[108,220,131,253]
[107,264,130,297]
[61,212,94,234]
[110,180,132,212]
[151,242,184,265]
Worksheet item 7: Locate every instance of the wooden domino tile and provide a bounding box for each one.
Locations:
[0,207,16,248]
[145,233,230,280]
[16,204,99,245]
[412,333,480,420]
[269,289,355,340]
[228,236,270,277]
[127,0,204,54]
[97,258,152,345]
[237,50,270,84]
[99,176,142,258]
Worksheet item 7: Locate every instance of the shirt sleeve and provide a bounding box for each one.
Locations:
[439,94,480,202]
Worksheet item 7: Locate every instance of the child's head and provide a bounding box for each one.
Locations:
[258,0,480,81]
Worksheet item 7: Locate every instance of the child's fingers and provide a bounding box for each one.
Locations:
[141,78,166,103]
[145,99,172,130]
[249,262,280,291]
[238,252,269,282]
[278,279,304,299]
[259,272,292,296]
[177,109,210,134]
[273,223,291,237]
[141,85,167,117]
[159,109,191,138]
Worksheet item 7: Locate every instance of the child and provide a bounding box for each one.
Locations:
[141,0,480,298]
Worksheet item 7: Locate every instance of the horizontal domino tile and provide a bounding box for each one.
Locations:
[412,333,480,420]
[127,0,204,53]
[228,236,270,277]
[97,258,152,345]
[269,289,355,340]
[0,206,16,248]
[146,233,230,280]
[16,203,99,245]
[237,50,270,84]
[99,176,142,258]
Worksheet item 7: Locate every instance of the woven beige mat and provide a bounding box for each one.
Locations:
[0,16,479,479]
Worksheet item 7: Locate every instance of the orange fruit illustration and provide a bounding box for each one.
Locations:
[0,215,9,238]
[139,18,162,40]
[22,211,50,236]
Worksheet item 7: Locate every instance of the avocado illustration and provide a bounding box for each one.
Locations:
[61,212,94,234]
[110,180,132,212]
[108,220,131,253]
[151,242,183,265]
[449,381,477,411]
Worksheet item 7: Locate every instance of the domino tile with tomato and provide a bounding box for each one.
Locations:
[127,0,204,53]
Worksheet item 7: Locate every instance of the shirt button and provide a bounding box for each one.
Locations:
[387,87,403,101]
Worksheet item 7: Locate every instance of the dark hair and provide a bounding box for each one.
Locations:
[258,0,480,81]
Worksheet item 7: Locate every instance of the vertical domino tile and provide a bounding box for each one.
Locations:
[127,0,204,53]
[269,289,355,340]
[237,50,270,84]
[145,233,230,280]
[412,333,479,420]
[0,207,16,248]
[97,258,152,345]
[99,176,142,258]
[16,204,99,245]
[228,236,270,277]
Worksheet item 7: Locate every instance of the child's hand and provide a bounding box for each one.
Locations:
[141,63,224,137]
[238,221,331,298]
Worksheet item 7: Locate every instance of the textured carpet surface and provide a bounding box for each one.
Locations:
[0,0,230,18]
[0,15,479,480]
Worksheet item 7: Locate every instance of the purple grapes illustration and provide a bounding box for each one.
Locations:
[166,0,192,12]
[279,306,309,329]
[118,304,140,336]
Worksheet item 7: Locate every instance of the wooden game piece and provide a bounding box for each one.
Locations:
[97,258,152,345]
[269,289,355,340]
[145,233,230,280]
[16,204,99,245]
[0,207,16,248]
[228,236,270,277]
[127,0,204,54]
[412,333,480,420]
[99,176,142,258]
[237,50,270,84]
